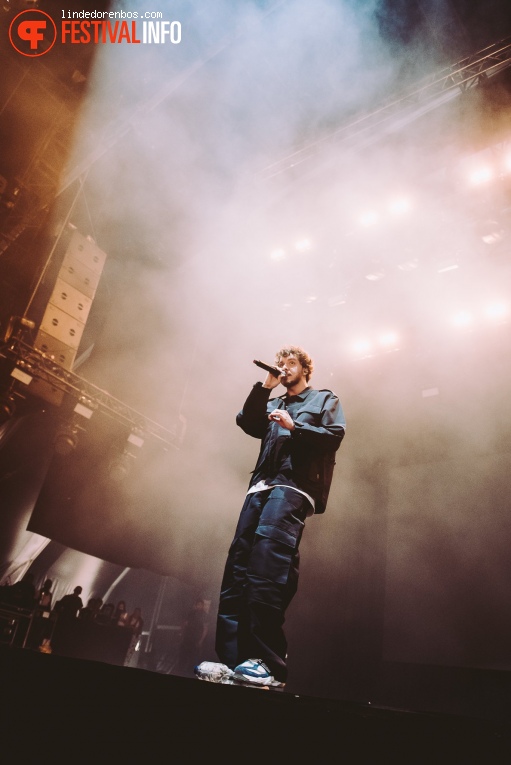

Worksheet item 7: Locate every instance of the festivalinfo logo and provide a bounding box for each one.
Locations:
[9,7,181,57]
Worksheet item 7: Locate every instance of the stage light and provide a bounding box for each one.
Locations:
[270,248,286,261]
[469,166,494,186]
[378,331,399,348]
[437,263,459,273]
[359,211,379,227]
[452,310,474,328]
[109,451,134,482]
[74,400,94,419]
[388,197,411,216]
[352,339,372,357]
[365,270,385,281]
[476,219,505,245]
[327,294,347,307]
[397,258,419,272]
[484,302,509,322]
[108,431,145,481]
[294,238,311,252]
[54,424,79,456]
[128,430,145,448]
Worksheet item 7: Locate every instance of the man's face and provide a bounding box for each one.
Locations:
[278,354,307,388]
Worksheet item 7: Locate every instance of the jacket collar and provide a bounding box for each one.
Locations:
[282,386,312,403]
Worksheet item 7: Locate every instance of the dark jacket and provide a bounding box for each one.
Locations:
[236,382,346,514]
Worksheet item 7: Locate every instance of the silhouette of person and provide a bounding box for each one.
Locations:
[113,600,129,627]
[95,602,115,625]
[35,579,53,613]
[8,572,36,610]
[79,597,99,621]
[55,586,83,618]
[175,598,210,677]
[127,607,144,636]
[29,579,54,649]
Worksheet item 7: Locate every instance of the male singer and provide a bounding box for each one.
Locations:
[195,346,346,687]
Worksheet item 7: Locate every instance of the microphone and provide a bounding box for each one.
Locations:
[253,359,283,378]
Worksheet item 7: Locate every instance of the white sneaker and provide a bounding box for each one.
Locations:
[233,659,285,687]
[194,661,235,683]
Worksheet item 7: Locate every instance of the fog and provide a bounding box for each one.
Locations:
[23,0,511,671]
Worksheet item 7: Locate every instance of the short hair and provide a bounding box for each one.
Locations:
[275,346,314,382]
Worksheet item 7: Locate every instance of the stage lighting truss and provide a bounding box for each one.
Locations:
[0,336,179,450]
[257,36,511,181]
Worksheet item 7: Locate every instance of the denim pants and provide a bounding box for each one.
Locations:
[215,486,310,682]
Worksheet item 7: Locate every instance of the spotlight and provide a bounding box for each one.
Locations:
[359,211,379,227]
[484,302,509,322]
[468,166,494,186]
[475,219,505,245]
[352,339,372,357]
[388,197,412,216]
[397,258,419,272]
[54,425,78,456]
[437,263,459,273]
[365,270,385,281]
[451,311,473,328]
[294,238,311,252]
[378,331,399,348]
[270,248,286,261]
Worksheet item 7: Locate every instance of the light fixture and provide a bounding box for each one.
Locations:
[378,331,399,348]
[54,424,79,456]
[365,270,385,281]
[388,197,412,215]
[475,219,505,245]
[74,398,95,420]
[451,310,473,328]
[468,166,494,186]
[109,451,135,482]
[294,238,311,252]
[359,211,379,227]
[108,430,145,481]
[484,302,509,322]
[437,263,459,273]
[352,339,373,357]
[397,258,418,272]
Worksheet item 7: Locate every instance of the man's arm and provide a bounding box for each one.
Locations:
[271,392,345,452]
[291,393,346,452]
[236,372,282,438]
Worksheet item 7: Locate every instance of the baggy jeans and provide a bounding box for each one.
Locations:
[215,486,310,682]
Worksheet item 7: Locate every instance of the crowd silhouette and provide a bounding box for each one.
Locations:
[0,576,144,666]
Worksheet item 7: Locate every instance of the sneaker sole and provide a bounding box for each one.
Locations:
[233,673,285,688]
[233,676,270,690]
[195,672,234,683]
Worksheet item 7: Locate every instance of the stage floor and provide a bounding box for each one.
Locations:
[1,645,510,763]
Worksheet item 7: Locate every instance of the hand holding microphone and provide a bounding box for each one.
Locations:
[253,359,284,390]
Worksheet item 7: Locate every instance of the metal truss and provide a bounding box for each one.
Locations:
[0,337,180,450]
[0,55,79,251]
[258,36,511,181]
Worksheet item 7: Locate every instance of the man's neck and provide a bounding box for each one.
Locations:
[285,380,308,397]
